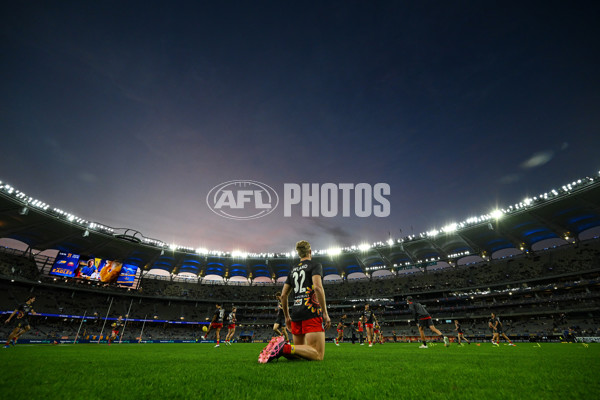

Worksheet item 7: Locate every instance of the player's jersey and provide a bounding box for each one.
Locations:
[18,303,34,315]
[456,323,463,333]
[227,311,236,324]
[113,319,123,332]
[358,320,363,331]
[337,321,344,330]
[363,309,375,324]
[214,308,225,323]
[408,301,430,320]
[284,259,323,321]
[489,317,501,330]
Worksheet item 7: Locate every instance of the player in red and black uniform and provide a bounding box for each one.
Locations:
[204,303,225,347]
[4,296,36,347]
[489,313,515,346]
[454,320,470,345]
[273,293,290,344]
[108,315,124,345]
[357,316,365,345]
[374,322,383,344]
[362,304,378,347]
[259,240,331,363]
[407,296,449,348]
[225,307,237,345]
[335,315,347,346]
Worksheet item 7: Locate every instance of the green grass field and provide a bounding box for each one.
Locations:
[1,342,598,399]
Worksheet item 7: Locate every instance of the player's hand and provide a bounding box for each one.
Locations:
[323,313,331,330]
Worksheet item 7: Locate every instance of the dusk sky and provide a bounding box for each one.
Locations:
[2,1,599,253]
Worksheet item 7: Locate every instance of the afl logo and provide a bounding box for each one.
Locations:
[206,180,279,220]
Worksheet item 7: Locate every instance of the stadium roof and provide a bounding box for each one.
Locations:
[1,179,599,280]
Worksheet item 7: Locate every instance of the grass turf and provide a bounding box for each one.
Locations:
[1,342,598,399]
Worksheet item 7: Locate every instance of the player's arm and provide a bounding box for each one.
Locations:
[312,274,330,329]
[5,310,18,323]
[281,283,292,323]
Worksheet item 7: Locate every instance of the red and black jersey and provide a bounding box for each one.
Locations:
[214,308,225,323]
[227,311,236,325]
[363,309,375,324]
[18,303,34,316]
[284,259,323,322]
[113,319,123,332]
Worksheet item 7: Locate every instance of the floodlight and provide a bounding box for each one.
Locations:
[490,209,503,219]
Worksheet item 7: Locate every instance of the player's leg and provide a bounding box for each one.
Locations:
[502,333,514,345]
[462,333,470,344]
[204,324,213,339]
[291,331,325,361]
[215,327,221,347]
[282,325,289,343]
[5,326,21,347]
[418,326,427,348]
[273,323,282,336]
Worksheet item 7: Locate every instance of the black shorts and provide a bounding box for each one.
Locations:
[11,318,30,330]
[417,318,433,328]
[275,318,285,327]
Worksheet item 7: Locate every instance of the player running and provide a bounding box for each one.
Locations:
[454,320,470,345]
[273,292,290,344]
[363,304,378,347]
[335,315,347,346]
[108,315,124,345]
[203,303,225,347]
[489,313,515,346]
[406,296,449,348]
[224,307,237,345]
[4,296,37,347]
[258,240,331,363]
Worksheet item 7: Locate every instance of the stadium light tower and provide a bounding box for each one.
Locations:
[490,209,503,219]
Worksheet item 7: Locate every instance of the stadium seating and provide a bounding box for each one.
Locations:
[1,239,599,343]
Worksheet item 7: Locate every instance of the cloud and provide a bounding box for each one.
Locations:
[499,173,521,184]
[304,218,354,246]
[521,150,554,169]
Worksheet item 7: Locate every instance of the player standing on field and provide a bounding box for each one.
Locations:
[357,316,365,345]
[108,315,123,345]
[258,240,331,363]
[273,292,290,344]
[406,296,449,348]
[203,303,225,347]
[335,315,347,346]
[454,320,470,345]
[362,304,377,347]
[225,307,237,345]
[4,296,37,348]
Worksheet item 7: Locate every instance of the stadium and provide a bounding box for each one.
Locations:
[1,173,599,398]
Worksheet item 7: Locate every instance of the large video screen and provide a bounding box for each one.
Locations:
[50,252,81,277]
[50,253,139,287]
